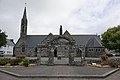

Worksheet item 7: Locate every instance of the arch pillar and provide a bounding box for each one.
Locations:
[68,41,75,65]
[37,47,41,65]
[81,45,86,65]
[47,40,54,66]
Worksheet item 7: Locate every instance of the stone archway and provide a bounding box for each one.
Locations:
[50,36,71,57]
[47,36,76,65]
[37,36,87,66]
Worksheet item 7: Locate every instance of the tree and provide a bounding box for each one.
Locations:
[0,30,7,48]
[101,25,120,52]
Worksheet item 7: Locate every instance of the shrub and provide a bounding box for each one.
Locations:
[16,55,26,59]
[19,61,24,66]
[11,55,26,66]
[100,54,108,61]
[0,60,7,65]
[6,63,11,66]
[100,54,108,66]
[19,59,29,67]
[0,58,11,66]
[10,59,16,66]
[22,59,29,67]
[10,58,22,66]
[108,57,120,68]
[0,57,29,67]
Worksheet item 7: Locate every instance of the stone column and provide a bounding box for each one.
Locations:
[48,45,54,66]
[81,46,85,65]
[37,47,41,65]
[69,45,75,65]
[69,53,74,65]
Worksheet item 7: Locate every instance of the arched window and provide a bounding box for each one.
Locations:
[35,48,38,57]
[22,45,25,52]
[35,48,37,53]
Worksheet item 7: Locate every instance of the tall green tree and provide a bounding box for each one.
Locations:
[0,30,7,48]
[101,25,120,52]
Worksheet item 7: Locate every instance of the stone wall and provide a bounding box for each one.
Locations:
[26,47,37,57]
[14,46,104,58]
[40,48,48,57]
[86,48,105,57]
[14,47,37,57]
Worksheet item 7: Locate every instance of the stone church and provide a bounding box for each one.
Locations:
[14,7,105,58]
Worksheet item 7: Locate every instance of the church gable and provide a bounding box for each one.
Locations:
[41,33,54,44]
[63,30,74,41]
[15,38,26,47]
[86,36,103,47]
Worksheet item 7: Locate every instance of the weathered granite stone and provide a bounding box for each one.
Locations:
[69,53,75,65]
[37,48,41,65]
[81,46,86,65]
[48,48,54,66]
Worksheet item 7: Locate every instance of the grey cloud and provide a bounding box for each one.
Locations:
[0,0,120,43]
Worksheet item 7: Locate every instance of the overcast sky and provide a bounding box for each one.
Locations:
[0,0,120,42]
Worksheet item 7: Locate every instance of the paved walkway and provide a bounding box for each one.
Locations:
[0,66,116,75]
[0,57,119,80]
[0,69,120,80]
[0,65,120,80]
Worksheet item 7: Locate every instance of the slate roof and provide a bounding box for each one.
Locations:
[71,35,98,46]
[85,36,103,47]
[6,39,15,46]
[15,35,47,47]
[15,34,103,48]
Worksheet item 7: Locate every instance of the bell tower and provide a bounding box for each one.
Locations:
[20,5,27,38]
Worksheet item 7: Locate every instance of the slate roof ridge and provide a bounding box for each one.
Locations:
[26,34,55,37]
[27,35,47,36]
[26,34,97,36]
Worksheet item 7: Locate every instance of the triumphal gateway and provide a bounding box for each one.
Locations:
[14,7,105,65]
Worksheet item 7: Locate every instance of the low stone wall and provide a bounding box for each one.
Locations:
[85,58,101,64]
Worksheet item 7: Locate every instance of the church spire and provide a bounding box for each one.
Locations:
[20,3,28,38]
[60,25,63,35]
[23,6,27,20]
[23,3,27,19]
